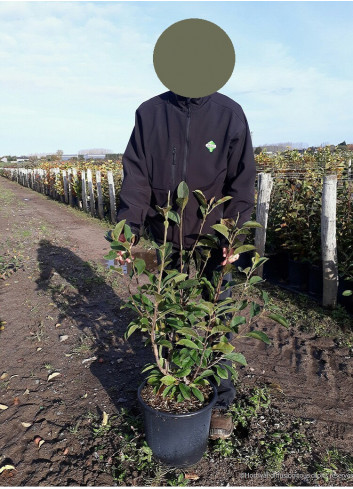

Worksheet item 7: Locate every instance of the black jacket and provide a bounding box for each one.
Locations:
[116,90,256,250]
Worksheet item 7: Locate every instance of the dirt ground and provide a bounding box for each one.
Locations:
[1,176,353,486]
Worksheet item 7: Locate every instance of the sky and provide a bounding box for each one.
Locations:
[0,1,352,155]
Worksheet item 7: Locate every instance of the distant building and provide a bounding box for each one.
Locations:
[84,154,106,160]
[62,154,78,161]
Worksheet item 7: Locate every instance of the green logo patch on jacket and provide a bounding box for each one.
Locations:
[205,140,217,153]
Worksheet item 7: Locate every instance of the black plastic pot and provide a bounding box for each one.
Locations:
[262,252,286,282]
[338,278,353,313]
[137,381,218,468]
[308,263,323,297]
[287,258,310,290]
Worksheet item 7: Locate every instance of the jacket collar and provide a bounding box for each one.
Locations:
[168,91,212,112]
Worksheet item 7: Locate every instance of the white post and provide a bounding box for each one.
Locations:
[82,170,88,212]
[96,170,104,219]
[321,175,338,308]
[107,170,116,223]
[254,172,273,277]
[62,170,69,203]
[87,168,95,216]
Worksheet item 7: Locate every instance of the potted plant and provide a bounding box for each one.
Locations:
[105,182,289,468]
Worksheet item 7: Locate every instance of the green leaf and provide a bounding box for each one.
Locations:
[177,180,189,198]
[177,327,201,338]
[194,369,214,382]
[245,331,271,345]
[212,342,234,354]
[160,375,176,386]
[250,302,261,318]
[211,374,221,386]
[196,239,217,250]
[179,383,191,400]
[216,365,229,379]
[134,258,146,275]
[177,279,199,289]
[176,339,201,349]
[214,195,233,206]
[123,224,132,242]
[241,220,263,228]
[191,387,204,402]
[141,364,156,373]
[177,181,189,210]
[342,289,352,296]
[110,241,128,251]
[103,250,117,260]
[174,367,192,378]
[125,323,139,339]
[262,290,270,304]
[155,205,165,216]
[249,275,264,285]
[223,363,238,379]
[267,313,289,328]
[224,352,247,366]
[211,224,229,240]
[168,210,180,224]
[193,189,207,207]
[112,220,126,240]
[157,339,173,349]
[230,316,246,328]
[162,385,174,398]
[210,325,232,334]
[233,244,256,255]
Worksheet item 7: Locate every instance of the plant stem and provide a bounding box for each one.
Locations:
[151,193,171,377]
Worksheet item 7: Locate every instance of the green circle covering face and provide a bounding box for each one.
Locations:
[153,18,235,98]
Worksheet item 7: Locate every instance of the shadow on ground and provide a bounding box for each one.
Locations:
[35,238,154,411]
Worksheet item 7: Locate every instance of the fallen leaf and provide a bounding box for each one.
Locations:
[37,347,42,352]
[34,436,42,445]
[0,404,9,410]
[102,411,109,426]
[82,356,97,365]
[0,373,8,380]
[55,323,61,328]
[63,447,69,455]
[23,389,30,395]
[0,465,15,474]
[59,335,68,342]
[13,397,20,406]
[185,473,199,480]
[47,372,61,381]
[81,393,88,399]
[49,303,55,306]
[38,440,45,449]
[21,422,32,428]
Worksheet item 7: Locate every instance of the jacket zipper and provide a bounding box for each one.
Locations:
[172,146,176,189]
[182,103,191,182]
[182,102,191,249]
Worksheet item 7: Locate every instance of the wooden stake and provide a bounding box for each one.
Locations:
[321,175,338,308]
[254,172,273,277]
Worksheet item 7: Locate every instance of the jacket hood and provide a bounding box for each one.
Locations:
[168,91,213,112]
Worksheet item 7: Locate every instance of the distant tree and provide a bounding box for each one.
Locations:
[254,146,263,155]
[337,140,347,146]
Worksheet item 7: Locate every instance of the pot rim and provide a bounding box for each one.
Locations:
[137,379,218,419]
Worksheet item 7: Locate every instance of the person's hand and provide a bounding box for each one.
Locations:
[221,247,239,266]
[115,233,134,265]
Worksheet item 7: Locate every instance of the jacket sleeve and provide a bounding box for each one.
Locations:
[221,112,256,245]
[116,109,151,246]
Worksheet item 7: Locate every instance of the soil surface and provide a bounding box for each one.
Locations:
[1,176,353,486]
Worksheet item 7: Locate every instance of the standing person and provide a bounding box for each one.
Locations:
[113,89,256,439]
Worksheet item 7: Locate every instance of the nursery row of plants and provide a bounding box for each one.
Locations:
[1,148,353,297]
